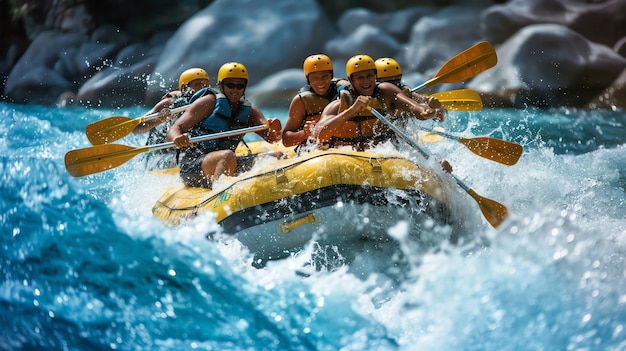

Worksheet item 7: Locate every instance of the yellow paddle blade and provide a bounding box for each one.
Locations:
[467,188,508,228]
[413,41,497,92]
[431,89,483,112]
[85,116,142,145]
[459,136,523,166]
[65,144,148,177]
[432,41,497,85]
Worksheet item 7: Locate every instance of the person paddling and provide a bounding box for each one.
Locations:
[134,68,211,169]
[282,54,347,152]
[167,62,282,188]
[375,57,443,110]
[313,54,446,151]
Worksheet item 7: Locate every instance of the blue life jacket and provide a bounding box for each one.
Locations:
[189,88,252,153]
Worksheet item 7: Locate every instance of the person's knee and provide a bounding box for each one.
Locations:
[202,150,237,178]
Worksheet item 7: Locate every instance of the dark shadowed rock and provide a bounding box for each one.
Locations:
[586,68,626,110]
[4,30,108,105]
[470,24,626,108]
[75,58,157,107]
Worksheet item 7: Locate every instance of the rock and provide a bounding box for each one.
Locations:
[246,69,305,108]
[469,24,626,108]
[615,37,626,58]
[325,24,403,77]
[146,0,335,106]
[75,58,157,107]
[586,68,626,110]
[404,5,485,79]
[4,30,90,105]
[337,7,435,43]
[4,0,626,109]
[482,0,626,47]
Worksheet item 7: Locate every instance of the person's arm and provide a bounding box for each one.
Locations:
[313,95,371,143]
[249,107,282,143]
[380,82,445,122]
[167,94,216,148]
[282,96,309,147]
[132,96,174,134]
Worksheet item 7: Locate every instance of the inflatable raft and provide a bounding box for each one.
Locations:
[152,142,455,263]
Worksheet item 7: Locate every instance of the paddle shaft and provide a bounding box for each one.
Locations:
[149,124,268,152]
[141,104,189,123]
[368,107,508,228]
[99,104,190,134]
[66,125,268,177]
[85,104,191,145]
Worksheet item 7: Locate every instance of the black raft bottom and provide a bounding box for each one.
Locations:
[218,184,451,235]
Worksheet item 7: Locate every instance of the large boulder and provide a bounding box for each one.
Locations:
[146,0,336,105]
[325,24,403,78]
[482,0,626,47]
[404,5,485,82]
[246,69,305,108]
[4,30,120,105]
[469,24,626,108]
[336,7,436,43]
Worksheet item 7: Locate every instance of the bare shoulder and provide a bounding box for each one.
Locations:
[378,81,402,93]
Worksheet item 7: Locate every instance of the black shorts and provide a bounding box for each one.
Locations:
[179,151,256,188]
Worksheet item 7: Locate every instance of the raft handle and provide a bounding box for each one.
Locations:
[275,168,289,184]
[369,158,382,172]
[280,213,317,234]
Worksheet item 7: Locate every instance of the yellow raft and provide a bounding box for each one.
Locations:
[152,142,454,262]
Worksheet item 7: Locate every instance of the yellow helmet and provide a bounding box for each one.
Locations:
[179,68,209,90]
[345,54,377,78]
[303,54,333,77]
[375,58,403,81]
[218,62,248,83]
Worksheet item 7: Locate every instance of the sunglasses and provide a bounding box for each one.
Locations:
[223,82,246,90]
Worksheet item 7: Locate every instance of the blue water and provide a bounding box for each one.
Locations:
[1,101,625,350]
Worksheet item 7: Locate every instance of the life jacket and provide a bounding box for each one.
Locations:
[189,88,252,154]
[296,79,342,122]
[328,83,393,150]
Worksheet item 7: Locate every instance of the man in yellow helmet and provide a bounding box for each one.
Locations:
[313,54,445,151]
[282,54,348,150]
[168,62,282,188]
[133,68,211,170]
[375,57,442,109]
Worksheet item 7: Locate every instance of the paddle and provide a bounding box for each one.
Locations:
[368,107,508,228]
[429,89,483,112]
[411,41,497,93]
[85,104,190,145]
[415,126,522,166]
[66,125,269,177]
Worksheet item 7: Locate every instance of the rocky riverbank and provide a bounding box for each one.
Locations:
[2,0,625,110]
